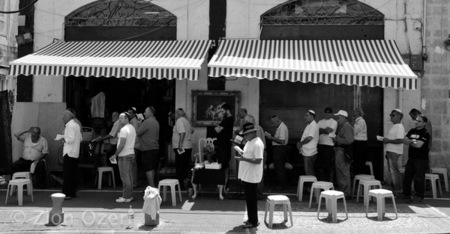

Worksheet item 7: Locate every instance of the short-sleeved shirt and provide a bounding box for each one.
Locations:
[318,118,337,146]
[117,124,136,156]
[238,137,264,183]
[301,121,319,156]
[385,123,405,154]
[406,128,430,160]
[136,116,159,151]
[108,120,121,145]
[172,117,192,149]
[273,122,289,146]
[21,134,48,161]
[63,119,82,158]
[130,117,141,149]
[217,116,234,144]
[354,117,368,141]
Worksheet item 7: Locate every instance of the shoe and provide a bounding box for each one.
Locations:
[64,196,72,200]
[242,222,260,228]
[410,195,423,203]
[116,197,133,203]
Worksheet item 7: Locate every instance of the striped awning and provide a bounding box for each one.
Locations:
[208,40,417,89]
[10,40,211,80]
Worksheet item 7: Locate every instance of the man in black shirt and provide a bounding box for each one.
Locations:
[215,103,235,190]
[403,115,431,202]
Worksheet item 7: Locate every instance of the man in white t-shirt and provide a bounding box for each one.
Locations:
[172,108,193,189]
[383,108,405,195]
[111,112,136,203]
[236,122,264,229]
[297,110,319,176]
[317,107,338,182]
[265,115,289,190]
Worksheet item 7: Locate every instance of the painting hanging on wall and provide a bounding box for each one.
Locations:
[191,90,240,126]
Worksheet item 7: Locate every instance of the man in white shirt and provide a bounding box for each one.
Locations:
[111,112,136,203]
[265,115,289,190]
[61,109,82,200]
[383,109,405,195]
[236,122,264,229]
[317,107,338,182]
[172,108,193,190]
[297,110,319,176]
[127,107,140,188]
[352,108,368,175]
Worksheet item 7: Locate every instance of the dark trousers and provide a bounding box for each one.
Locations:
[243,181,258,225]
[352,140,368,175]
[12,158,47,188]
[316,145,335,182]
[403,158,427,199]
[174,148,192,189]
[272,145,288,187]
[62,154,78,197]
[11,158,33,175]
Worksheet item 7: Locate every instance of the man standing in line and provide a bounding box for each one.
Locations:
[297,110,319,176]
[172,108,193,190]
[316,107,338,182]
[136,106,159,187]
[333,110,354,198]
[234,108,248,134]
[409,108,432,150]
[244,114,266,197]
[352,108,368,175]
[265,115,289,190]
[111,112,136,203]
[383,109,405,196]
[235,122,264,229]
[61,109,82,200]
[128,107,140,188]
[215,103,234,190]
[403,115,431,202]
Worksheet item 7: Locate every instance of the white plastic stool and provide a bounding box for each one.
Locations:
[95,167,116,189]
[352,174,375,198]
[356,179,382,206]
[309,181,334,208]
[5,179,34,206]
[11,172,33,195]
[317,190,348,223]
[425,173,443,198]
[431,167,449,192]
[158,179,182,206]
[297,175,317,201]
[365,161,374,175]
[264,195,293,228]
[366,189,398,221]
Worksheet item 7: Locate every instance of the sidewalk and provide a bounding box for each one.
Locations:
[1,188,450,233]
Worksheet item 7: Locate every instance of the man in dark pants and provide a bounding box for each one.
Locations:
[403,115,431,202]
[317,107,338,182]
[61,109,82,200]
[235,122,264,229]
[265,115,289,190]
[352,108,368,176]
[215,103,234,191]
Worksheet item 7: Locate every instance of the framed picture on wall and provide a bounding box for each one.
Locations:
[192,90,241,126]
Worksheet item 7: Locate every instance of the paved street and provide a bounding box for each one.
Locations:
[1,186,450,234]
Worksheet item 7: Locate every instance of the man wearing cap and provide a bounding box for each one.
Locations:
[333,110,354,197]
[297,110,319,176]
[265,115,289,190]
[317,107,338,182]
[383,109,405,195]
[236,122,264,229]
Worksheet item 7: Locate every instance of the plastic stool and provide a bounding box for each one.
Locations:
[356,179,382,206]
[352,174,375,198]
[95,167,116,189]
[5,179,34,206]
[264,195,293,228]
[366,189,398,221]
[431,167,449,192]
[309,181,334,208]
[158,179,182,206]
[425,173,443,198]
[11,172,32,195]
[317,190,348,223]
[297,175,317,201]
[365,161,374,175]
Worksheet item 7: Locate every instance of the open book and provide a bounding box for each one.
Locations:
[233,146,244,155]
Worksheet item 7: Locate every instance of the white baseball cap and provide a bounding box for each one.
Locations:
[334,110,348,117]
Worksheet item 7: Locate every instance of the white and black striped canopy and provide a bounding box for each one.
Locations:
[10,40,211,80]
[208,40,417,89]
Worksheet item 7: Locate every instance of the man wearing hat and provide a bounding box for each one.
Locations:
[297,110,319,176]
[333,110,354,197]
[383,109,405,195]
[236,122,264,228]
